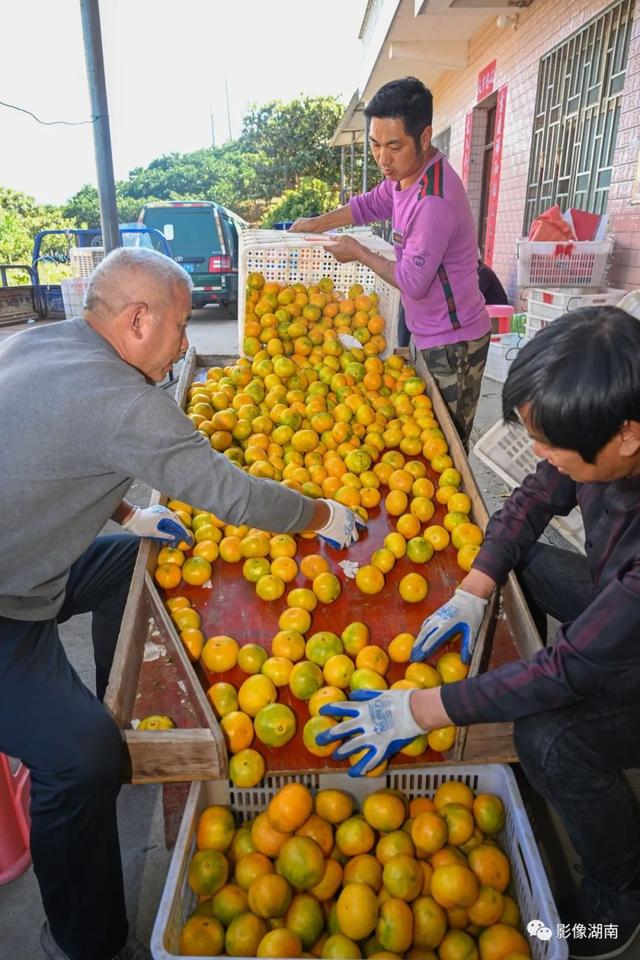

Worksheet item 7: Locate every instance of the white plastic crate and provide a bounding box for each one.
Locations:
[70,246,104,278]
[151,764,566,960]
[61,277,90,319]
[238,229,400,358]
[474,419,585,551]
[525,313,549,339]
[527,287,625,321]
[484,333,523,383]
[516,239,613,289]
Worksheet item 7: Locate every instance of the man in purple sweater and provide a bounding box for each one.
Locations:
[291,76,490,448]
[319,308,640,960]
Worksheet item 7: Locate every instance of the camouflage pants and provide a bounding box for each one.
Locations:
[420,331,490,450]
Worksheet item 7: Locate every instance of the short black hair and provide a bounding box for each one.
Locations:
[503,307,640,463]
[364,77,433,148]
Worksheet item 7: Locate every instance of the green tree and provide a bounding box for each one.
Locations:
[261,177,339,227]
[0,187,75,270]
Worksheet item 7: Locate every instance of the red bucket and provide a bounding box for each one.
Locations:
[0,753,31,884]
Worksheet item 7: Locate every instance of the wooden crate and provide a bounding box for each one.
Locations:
[105,347,541,783]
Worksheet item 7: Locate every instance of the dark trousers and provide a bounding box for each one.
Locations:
[514,543,640,891]
[0,535,139,960]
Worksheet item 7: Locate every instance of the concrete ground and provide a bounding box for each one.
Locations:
[1,307,638,959]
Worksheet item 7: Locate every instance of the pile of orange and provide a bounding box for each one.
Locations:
[150,271,487,780]
[180,780,531,960]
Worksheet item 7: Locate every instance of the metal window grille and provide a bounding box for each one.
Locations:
[523,0,634,232]
[433,127,451,157]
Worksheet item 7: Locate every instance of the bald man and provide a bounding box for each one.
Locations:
[0,248,363,960]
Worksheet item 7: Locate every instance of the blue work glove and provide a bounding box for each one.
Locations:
[317,689,424,777]
[316,499,366,550]
[122,505,194,547]
[411,589,488,665]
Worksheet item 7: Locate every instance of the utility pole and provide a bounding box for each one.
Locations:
[79,0,120,253]
[225,79,233,141]
[210,104,216,148]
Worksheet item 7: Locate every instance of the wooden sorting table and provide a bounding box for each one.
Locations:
[104,348,542,785]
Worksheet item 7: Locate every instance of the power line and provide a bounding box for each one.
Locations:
[0,98,98,127]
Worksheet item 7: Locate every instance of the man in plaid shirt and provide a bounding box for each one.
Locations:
[320,307,640,959]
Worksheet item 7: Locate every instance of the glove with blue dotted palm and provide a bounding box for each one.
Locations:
[316,499,366,550]
[410,588,488,665]
[317,689,424,777]
[122,505,194,547]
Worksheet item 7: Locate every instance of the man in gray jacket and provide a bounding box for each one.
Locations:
[0,248,362,960]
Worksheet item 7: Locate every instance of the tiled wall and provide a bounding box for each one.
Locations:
[429,0,640,295]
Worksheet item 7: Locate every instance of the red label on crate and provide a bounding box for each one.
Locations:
[543,292,553,304]
[483,85,507,267]
[477,60,496,101]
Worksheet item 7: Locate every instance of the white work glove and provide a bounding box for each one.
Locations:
[411,589,488,665]
[316,499,366,550]
[122,505,194,547]
[317,689,424,777]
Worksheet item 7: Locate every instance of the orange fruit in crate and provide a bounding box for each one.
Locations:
[286,892,326,949]
[300,553,329,579]
[323,655,354,689]
[209,883,249,925]
[181,556,212,585]
[234,851,273,890]
[296,814,334,858]
[452,522,484,549]
[237,642,268,674]
[165,595,191,612]
[255,573,286,601]
[473,794,505,835]
[309,858,343,902]
[188,848,229,896]
[180,627,204,661]
[376,830,415,864]
[267,782,313,833]
[219,535,243,562]
[356,645,389,677]
[431,864,479,909]
[269,556,298,582]
[384,531,407,558]
[399,572,429,603]
[220,711,254,753]
[237,674,277,716]
[478,924,530,960]
[313,788,352,826]
[362,791,405,832]
[467,885,504,926]
[206,681,238,717]
[382,854,424,902]
[343,853,383,891]
[286,587,318,611]
[303,715,337,757]
[411,496,436,523]
[228,748,265,788]
[437,653,469,683]
[277,835,325,890]
[377,897,414,954]
[271,629,306,662]
[196,805,236,852]
[439,929,479,960]
[270,533,298,558]
[225,912,268,958]
[289,661,324,700]
[434,782,474,810]
[336,882,379,941]
[468,844,511,892]
[397,512,421,539]
[193,539,219,562]
[385,489,409,516]
[254,702,296,747]
[172,607,201,631]
[201,635,239,673]
[341,620,370,655]
[439,804,475,847]
[179,915,225,956]
[261,656,293,687]
[157,546,185,567]
[412,812,449,855]
[312,571,342,603]
[458,544,481,572]
[154,563,182,589]
[428,726,457,752]
[256,928,302,958]
[279,606,312,634]
[409,797,436,818]
[423,525,450,551]
[355,564,385,595]
[242,557,271,583]
[247,872,292,918]
[336,816,376,856]
[406,537,435,564]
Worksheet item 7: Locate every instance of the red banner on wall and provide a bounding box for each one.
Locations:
[461,111,473,187]
[483,84,508,267]
[477,60,496,102]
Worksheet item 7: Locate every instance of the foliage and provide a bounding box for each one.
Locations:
[0,187,76,270]
[261,177,339,228]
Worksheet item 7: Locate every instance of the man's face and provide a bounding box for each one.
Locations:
[137,283,191,382]
[519,404,634,483]
[369,117,431,184]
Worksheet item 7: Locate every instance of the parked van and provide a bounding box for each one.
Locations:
[139,201,246,310]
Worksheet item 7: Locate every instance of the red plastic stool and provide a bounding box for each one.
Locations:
[0,753,31,884]
[487,304,514,335]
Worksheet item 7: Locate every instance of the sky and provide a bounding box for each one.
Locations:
[0,0,367,206]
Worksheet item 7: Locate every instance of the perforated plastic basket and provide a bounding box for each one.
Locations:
[238,229,401,357]
[526,287,625,321]
[473,419,585,551]
[484,333,523,383]
[70,246,104,278]
[516,239,613,288]
[151,764,566,960]
[61,277,90,319]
